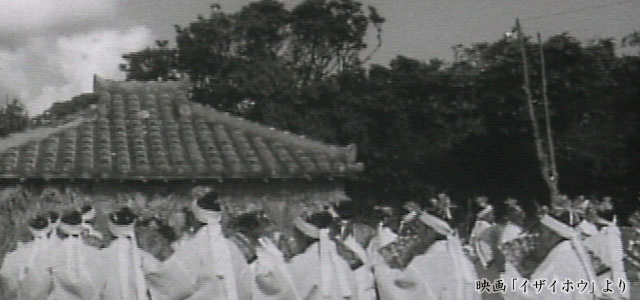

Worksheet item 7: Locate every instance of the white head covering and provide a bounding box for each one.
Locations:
[59,222,83,236]
[418,212,454,236]
[191,199,223,225]
[540,214,602,298]
[540,214,578,239]
[293,217,319,239]
[294,216,351,299]
[81,206,96,222]
[58,216,85,287]
[418,211,474,299]
[29,224,51,239]
[20,222,51,281]
[108,211,148,300]
[191,199,239,300]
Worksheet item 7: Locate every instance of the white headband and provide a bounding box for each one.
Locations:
[29,226,50,239]
[82,207,96,221]
[478,205,493,218]
[540,214,578,239]
[192,199,222,224]
[419,212,454,236]
[108,220,136,238]
[293,217,319,239]
[59,223,82,236]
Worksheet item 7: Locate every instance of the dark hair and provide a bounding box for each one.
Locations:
[48,211,59,223]
[236,213,262,237]
[110,207,137,225]
[61,211,82,225]
[29,215,49,229]
[81,205,93,214]
[307,211,334,229]
[598,209,615,222]
[334,201,356,220]
[196,191,221,211]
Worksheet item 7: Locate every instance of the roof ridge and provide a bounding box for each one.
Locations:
[0,117,88,153]
[93,75,190,94]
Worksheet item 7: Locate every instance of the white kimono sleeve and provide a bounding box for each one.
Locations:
[1,240,55,300]
[144,238,201,300]
[372,251,431,300]
[50,238,105,300]
[529,241,595,300]
[250,239,300,300]
[100,238,159,300]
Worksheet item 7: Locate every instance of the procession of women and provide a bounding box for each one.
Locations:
[0,190,635,300]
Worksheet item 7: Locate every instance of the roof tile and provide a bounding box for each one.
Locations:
[0,77,363,180]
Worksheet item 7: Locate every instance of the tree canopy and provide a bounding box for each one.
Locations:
[0,97,29,137]
[119,0,640,220]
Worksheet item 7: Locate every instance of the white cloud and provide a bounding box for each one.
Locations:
[0,0,118,34]
[0,26,154,114]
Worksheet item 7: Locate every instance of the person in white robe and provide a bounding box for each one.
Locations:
[228,212,301,300]
[470,197,495,268]
[501,214,601,300]
[579,202,629,300]
[48,211,64,244]
[369,205,437,300]
[367,206,398,260]
[99,207,159,300]
[333,201,376,300]
[287,211,359,300]
[144,191,251,300]
[0,215,55,300]
[49,210,106,300]
[414,211,481,300]
[81,205,105,249]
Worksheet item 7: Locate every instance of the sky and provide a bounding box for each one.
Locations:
[1,0,639,115]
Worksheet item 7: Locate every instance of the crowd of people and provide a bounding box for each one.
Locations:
[0,190,635,300]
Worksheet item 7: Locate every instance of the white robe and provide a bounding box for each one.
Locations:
[343,235,376,300]
[288,229,358,300]
[373,256,435,300]
[251,237,301,300]
[144,224,252,300]
[99,236,159,300]
[417,237,481,300]
[370,226,436,300]
[366,226,397,264]
[583,224,629,299]
[501,240,600,300]
[0,235,55,300]
[471,220,494,267]
[49,235,105,300]
[501,223,523,245]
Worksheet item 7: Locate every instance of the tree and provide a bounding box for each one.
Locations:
[450,32,640,206]
[0,98,29,137]
[121,0,384,116]
[120,40,180,81]
[118,1,640,212]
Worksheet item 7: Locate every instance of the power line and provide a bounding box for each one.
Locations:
[522,0,637,21]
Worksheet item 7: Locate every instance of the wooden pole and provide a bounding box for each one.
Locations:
[515,19,559,201]
[537,33,559,189]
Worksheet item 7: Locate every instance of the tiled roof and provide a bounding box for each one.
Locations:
[0,76,363,180]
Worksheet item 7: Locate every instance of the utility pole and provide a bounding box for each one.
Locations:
[515,18,559,201]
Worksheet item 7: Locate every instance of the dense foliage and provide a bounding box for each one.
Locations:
[0,98,28,137]
[119,0,640,218]
[31,93,100,125]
